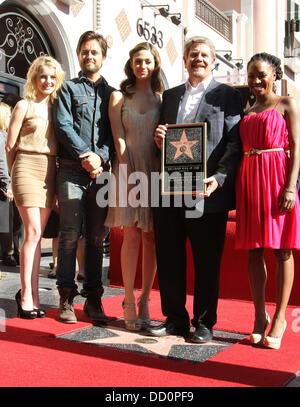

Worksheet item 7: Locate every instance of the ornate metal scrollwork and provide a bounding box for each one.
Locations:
[0,12,52,78]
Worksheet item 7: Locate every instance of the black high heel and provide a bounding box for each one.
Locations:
[34,308,46,318]
[15,290,37,319]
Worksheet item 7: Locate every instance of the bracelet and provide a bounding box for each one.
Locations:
[285,188,296,193]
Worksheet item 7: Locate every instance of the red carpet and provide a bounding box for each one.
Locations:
[0,291,299,387]
[109,223,300,304]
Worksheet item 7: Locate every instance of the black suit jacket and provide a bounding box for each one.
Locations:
[159,79,243,213]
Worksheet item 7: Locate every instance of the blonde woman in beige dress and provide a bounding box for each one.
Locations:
[106,42,162,330]
[6,56,65,319]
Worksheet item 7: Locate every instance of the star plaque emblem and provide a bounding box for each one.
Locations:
[170,129,199,160]
[161,123,207,195]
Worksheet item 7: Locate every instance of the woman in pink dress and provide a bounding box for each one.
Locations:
[236,53,300,349]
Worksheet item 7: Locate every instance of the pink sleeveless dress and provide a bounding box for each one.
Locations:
[235,103,300,249]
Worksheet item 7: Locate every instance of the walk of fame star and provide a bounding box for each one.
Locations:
[83,319,227,358]
[170,129,199,160]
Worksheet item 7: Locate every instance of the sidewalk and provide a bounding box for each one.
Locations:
[0,241,299,388]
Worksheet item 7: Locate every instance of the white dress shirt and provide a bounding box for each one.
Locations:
[176,76,213,124]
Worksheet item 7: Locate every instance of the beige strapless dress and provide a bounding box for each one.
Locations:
[11,101,57,208]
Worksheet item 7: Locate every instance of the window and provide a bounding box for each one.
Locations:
[0,3,54,79]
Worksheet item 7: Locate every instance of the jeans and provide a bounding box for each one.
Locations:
[56,168,107,291]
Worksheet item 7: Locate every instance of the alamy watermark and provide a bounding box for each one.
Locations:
[95,164,205,218]
[291,308,300,333]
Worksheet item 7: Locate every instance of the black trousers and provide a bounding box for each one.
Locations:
[0,201,23,257]
[153,206,228,329]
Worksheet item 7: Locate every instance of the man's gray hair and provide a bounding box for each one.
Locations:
[184,36,216,59]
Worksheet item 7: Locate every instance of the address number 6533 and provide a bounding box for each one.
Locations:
[136,18,163,48]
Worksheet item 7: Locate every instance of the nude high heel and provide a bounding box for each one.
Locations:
[263,320,287,350]
[137,297,150,329]
[122,301,140,331]
[249,313,271,345]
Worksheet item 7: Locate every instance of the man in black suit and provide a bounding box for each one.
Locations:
[148,36,243,342]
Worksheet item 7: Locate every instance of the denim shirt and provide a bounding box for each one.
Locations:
[53,72,115,163]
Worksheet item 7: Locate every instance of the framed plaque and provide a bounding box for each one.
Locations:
[161,123,207,195]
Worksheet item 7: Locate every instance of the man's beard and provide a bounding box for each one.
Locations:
[81,62,101,75]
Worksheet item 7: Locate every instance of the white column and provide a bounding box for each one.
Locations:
[241,0,254,63]
[236,13,248,63]
[253,0,277,55]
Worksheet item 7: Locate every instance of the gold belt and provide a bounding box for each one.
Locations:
[244,147,285,156]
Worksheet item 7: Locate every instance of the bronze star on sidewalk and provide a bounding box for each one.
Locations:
[84,320,226,357]
[170,129,199,160]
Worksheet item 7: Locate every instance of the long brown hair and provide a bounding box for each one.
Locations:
[120,42,163,97]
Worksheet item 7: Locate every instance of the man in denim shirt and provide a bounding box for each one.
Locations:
[53,31,115,324]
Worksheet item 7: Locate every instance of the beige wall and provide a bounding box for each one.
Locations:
[283,80,300,100]
[210,0,241,13]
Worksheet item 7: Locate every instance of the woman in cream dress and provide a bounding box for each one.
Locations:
[6,56,65,319]
[106,42,162,330]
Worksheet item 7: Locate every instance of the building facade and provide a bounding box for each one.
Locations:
[0,0,299,102]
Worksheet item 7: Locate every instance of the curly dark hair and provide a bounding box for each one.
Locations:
[247,52,283,81]
[120,42,163,97]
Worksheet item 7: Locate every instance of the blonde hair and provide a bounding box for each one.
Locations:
[0,102,11,131]
[23,56,65,104]
[184,36,216,59]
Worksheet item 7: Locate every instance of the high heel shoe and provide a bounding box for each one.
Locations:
[34,308,46,318]
[15,290,37,319]
[137,297,150,329]
[249,313,271,345]
[122,301,140,331]
[263,320,287,350]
